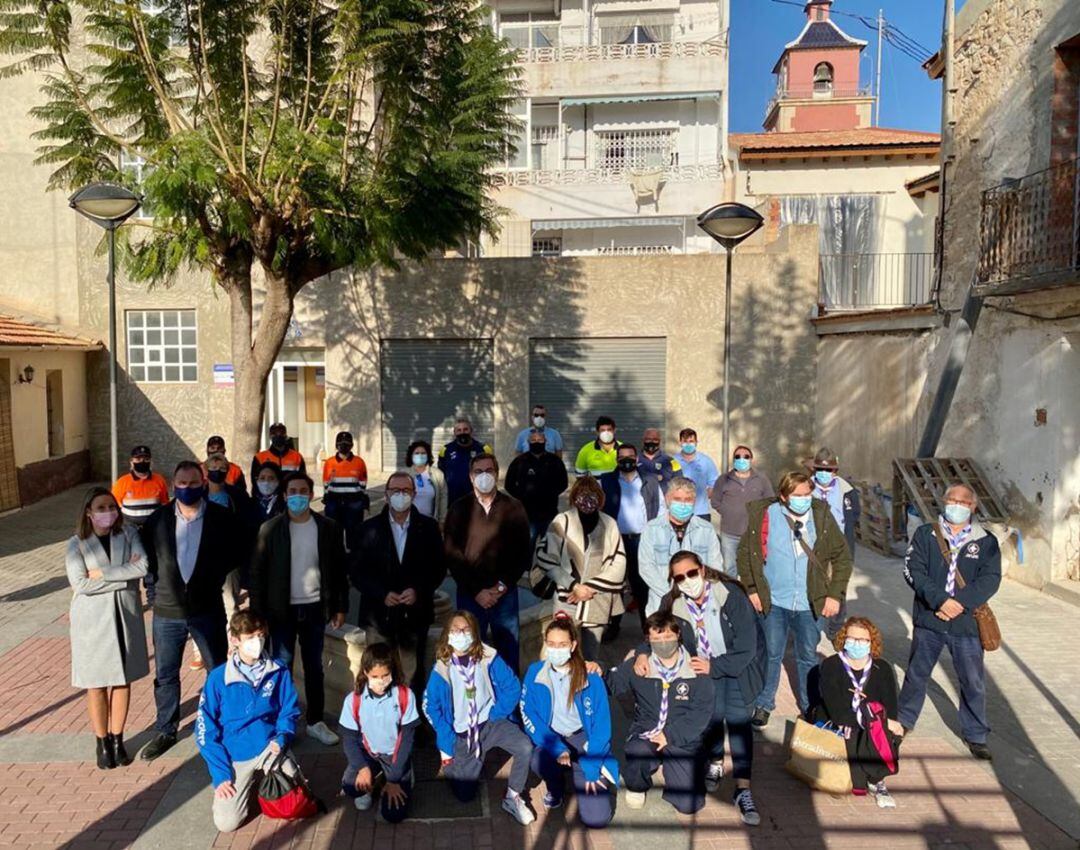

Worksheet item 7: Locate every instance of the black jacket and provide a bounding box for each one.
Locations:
[249,511,349,626]
[599,471,662,528]
[504,451,569,525]
[352,506,446,639]
[141,500,241,620]
[606,652,713,749]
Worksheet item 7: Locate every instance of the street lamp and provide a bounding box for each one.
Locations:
[697,202,764,467]
[69,182,142,483]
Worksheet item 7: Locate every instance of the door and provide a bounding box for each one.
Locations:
[0,359,20,511]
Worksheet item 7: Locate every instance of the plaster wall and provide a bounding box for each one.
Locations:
[4,349,89,467]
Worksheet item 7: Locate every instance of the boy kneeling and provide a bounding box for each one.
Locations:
[197,611,302,833]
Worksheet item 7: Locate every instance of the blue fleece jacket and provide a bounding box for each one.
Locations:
[422,645,520,758]
[520,661,619,785]
[196,656,299,787]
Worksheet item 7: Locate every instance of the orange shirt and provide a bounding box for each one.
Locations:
[322,454,368,496]
[111,472,170,522]
[253,448,305,474]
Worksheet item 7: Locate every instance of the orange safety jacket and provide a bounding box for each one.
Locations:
[253,448,305,474]
[200,461,245,487]
[111,473,170,523]
[322,454,368,498]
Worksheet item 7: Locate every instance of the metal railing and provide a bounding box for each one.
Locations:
[819,253,936,310]
[767,83,872,116]
[594,128,678,170]
[977,158,1080,292]
[517,38,726,63]
[491,162,725,187]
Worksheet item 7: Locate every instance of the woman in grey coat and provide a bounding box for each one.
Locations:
[66,486,150,770]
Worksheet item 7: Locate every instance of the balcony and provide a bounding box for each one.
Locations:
[976,158,1080,295]
[499,17,726,64]
[518,38,725,63]
[766,83,873,118]
[492,162,724,187]
[819,253,936,311]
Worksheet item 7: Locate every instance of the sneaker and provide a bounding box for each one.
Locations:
[870,782,896,809]
[965,740,992,761]
[624,790,647,809]
[188,655,204,671]
[705,760,725,792]
[307,721,340,746]
[501,792,536,825]
[353,793,373,811]
[733,788,761,826]
[542,792,563,810]
[751,708,770,728]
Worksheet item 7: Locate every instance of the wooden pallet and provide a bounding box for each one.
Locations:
[852,479,892,555]
[891,457,1009,537]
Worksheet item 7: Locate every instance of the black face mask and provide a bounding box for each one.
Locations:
[528,442,546,455]
[132,461,151,475]
[336,443,352,455]
[455,433,471,446]
[617,457,637,472]
[642,442,659,454]
[270,435,288,451]
[207,469,227,484]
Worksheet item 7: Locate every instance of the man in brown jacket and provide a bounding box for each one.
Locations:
[736,470,853,727]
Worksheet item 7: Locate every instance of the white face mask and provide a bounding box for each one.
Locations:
[239,636,264,659]
[598,431,615,444]
[368,674,393,695]
[389,492,413,512]
[256,480,278,496]
[532,415,546,428]
[448,631,474,653]
[546,646,572,668]
[473,472,496,494]
[680,576,705,599]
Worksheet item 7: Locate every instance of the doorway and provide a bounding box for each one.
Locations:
[263,358,328,481]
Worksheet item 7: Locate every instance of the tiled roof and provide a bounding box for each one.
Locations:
[789,20,866,50]
[731,128,941,155]
[0,314,101,349]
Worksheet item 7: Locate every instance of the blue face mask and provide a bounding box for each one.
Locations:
[174,485,205,506]
[814,470,835,485]
[787,495,813,515]
[287,494,310,515]
[670,501,695,522]
[412,453,428,467]
[843,640,871,660]
[733,458,751,473]
[681,443,697,455]
[944,503,972,525]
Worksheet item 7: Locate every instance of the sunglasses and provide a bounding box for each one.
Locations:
[672,567,702,584]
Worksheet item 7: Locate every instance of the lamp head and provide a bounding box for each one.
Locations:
[696,203,765,250]
[69,182,142,228]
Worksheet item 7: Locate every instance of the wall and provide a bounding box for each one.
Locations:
[7,349,89,467]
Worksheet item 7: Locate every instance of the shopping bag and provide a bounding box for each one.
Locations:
[785,717,853,795]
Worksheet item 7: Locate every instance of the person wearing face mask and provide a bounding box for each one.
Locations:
[352,472,445,692]
[202,452,250,654]
[520,617,618,828]
[443,454,531,673]
[513,403,564,460]
[574,416,621,476]
[897,483,1001,761]
[675,428,720,521]
[808,448,861,640]
[606,610,714,814]
[533,477,626,659]
[736,471,853,729]
[250,472,349,747]
[437,416,494,506]
[809,616,903,808]
[404,439,448,523]
[637,428,681,494]
[249,462,286,525]
[196,611,302,833]
[112,444,170,526]
[201,436,247,491]
[321,431,370,553]
[249,422,306,497]
[140,461,241,761]
[710,446,774,578]
[422,612,537,825]
[66,487,149,770]
[505,429,569,549]
[339,642,421,822]
[638,477,722,616]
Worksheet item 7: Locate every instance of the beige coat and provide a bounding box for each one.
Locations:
[535,510,626,627]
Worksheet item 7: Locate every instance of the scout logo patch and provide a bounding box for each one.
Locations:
[965,542,980,557]
[675,682,690,700]
[261,680,276,698]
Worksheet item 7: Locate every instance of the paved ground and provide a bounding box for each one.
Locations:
[0,486,1077,850]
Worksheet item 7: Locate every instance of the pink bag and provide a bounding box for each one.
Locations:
[863,701,898,776]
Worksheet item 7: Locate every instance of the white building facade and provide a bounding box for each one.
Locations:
[482,0,730,257]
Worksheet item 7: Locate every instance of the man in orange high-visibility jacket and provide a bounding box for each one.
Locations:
[201,435,247,491]
[249,422,306,496]
[322,431,369,552]
[112,444,170,526]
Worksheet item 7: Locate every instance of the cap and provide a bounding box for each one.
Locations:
[811,447,839,469]
[335,431,353,443]
[206,435,226,449]
[130,445,152,459]
[268,422,287,433]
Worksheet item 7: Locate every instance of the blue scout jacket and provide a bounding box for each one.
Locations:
[520,661,619,785]
[196,657,299,787]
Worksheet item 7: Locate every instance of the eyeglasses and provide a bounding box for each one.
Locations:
[387,487,414,496]
[845,637,871,646]
[671,567,702,584]
[734,454,752,460]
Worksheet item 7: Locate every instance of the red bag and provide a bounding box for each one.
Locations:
[257,752,323,820]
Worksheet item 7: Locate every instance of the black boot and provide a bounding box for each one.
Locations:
[108,733,132,767]
[96,736,116,770]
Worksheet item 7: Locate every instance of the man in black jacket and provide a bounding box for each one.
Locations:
[141,461,240,761]
[250,472,349,746]
[504,429,568,549]
[352,472,445,691]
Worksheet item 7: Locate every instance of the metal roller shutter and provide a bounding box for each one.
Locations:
[528,337,667,462]
[380,339,495,468]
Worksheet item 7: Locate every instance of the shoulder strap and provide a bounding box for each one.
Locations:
[932,524,968,589]
[782,512,822,569]
[397,685,410,717]
[352,690,360,727]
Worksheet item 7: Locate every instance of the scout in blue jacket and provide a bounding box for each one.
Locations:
[196,611,301,833]
[339,642,421,823]
[898,485,1002,760]
[520,617,618,829]
[422,610,536,824]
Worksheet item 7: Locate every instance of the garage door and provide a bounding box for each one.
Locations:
[380,339,495,468]
[528,337,666,461]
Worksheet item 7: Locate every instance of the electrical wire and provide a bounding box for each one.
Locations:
[984,302,1080,321]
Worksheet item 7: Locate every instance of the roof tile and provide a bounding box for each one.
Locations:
[731,127,941,154]
[0,315,101,349]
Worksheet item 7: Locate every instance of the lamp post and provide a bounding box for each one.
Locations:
[696,202,765,467]
[69,183,142,483]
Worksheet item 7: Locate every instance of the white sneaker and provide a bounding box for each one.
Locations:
[306,721,340,746]
[353,793,373,811]
[871,782,896,809]
[705,760,725,792]
[625,790,647,809]
[501,792,536,825]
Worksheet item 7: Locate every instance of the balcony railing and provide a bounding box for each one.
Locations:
[767,84,873,116]
[819,253,936,310]
[517,38,726,63]
[491,162,725,187]
[977,158,1080,293]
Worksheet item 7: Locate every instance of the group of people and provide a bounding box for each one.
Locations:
[64,408,1002,833]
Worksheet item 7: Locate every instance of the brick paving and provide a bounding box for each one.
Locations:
[0,486,1076,850]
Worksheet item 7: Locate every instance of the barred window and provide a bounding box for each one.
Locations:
[119,151,154,219]
[532,237,562,257]
[126,310,198,383]
[594,128,678,170]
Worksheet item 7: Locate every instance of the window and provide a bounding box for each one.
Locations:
[505,100,529,169]
[119,151,153,218]
[813,62,834,94]
[126,310,198,383]
[532,237,562,257]
[500,14,559,50]
[598,16,672,45]
[531,125,559,171]
[594,128,678,170]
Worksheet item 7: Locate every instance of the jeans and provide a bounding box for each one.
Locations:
[444,719,533,801]
[623,737,704,814]
[898,627,989,744]
[702,677,754,780]
[528,518,552,555]
[152,613,227,736]
[271,602,327,724]
[622,534,647,630]
[719,533,741,579]
[531,730,613,828]
[457,587,520,675]
[323,496,366,553]
[342,754,413,824]
[757,606,822,713]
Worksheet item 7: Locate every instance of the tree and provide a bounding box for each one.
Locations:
[0,0,519,461]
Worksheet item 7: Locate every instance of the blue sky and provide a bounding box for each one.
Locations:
[729,0,947,134]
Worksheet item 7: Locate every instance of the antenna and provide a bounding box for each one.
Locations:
[875,8,883,126]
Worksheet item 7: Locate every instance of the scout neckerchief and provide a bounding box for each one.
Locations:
[684,583,713,657]
[839,652,872,727]
[939,516,972,597]
[640,649,685,739]
[453,655,481,757]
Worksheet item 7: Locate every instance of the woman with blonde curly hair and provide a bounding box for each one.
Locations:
[808,616,904,808]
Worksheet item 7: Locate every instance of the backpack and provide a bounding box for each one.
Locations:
[352,685,411,760]
[257,753,323,820]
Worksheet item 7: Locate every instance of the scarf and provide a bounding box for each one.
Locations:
[233,653,268,687]
[940,517,972,597]
[640,649,685,739]
[258,492,279,516]
[839,653,872,728]
[685,583,713,657]
[453,655,482,758]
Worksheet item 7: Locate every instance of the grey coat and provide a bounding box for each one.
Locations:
[66,526,150,688]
